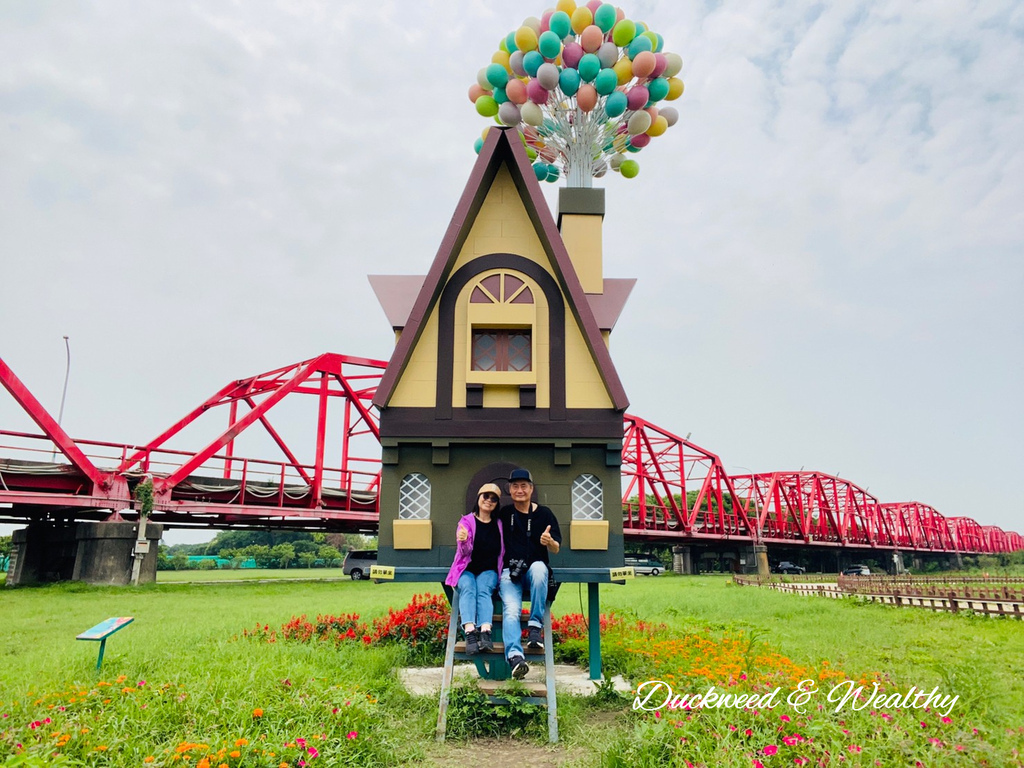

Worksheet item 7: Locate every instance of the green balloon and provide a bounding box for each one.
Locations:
[486,63,509,89]
[620,159,640,177]
[578,53,601,82]
[549,10,572,38]
[499,38,509,53]
[605,90,628,117]
[538,30,562,60]
[475,95,499,117]
[594,3,617,33]
[474,137,484,154]
[533,162,549,181]
[493,85,508,104]
[627,35,653,59]
[526,146,538,160]
[647,77,670,102]
[559,67,581,96]
[612,19,636,47]
[594,68,618,96]
[505,32,518,53]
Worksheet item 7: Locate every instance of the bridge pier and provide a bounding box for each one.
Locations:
[6,521,162,587]
[892,550,906,575]
[753,544,770,577]
[672,545,692,574]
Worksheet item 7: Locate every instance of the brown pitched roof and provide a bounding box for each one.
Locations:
[369,275,635,333]
[372,127,628,411]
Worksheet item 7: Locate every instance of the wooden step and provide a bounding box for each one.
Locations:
[453,641,544,655]
[477,680,548,697]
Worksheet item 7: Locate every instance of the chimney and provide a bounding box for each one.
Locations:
[557,187,604,295]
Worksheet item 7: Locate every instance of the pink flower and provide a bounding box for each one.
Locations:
[753,761,765,768]
[346,731,358,740]
[780,714,791,722]
[795,759,809,766]
[783,736,799,746]
[941,716,952,724]
[745,729,753,737]
[307,747,319,758]
[138,680,147,687]
[848,745,862,753]
[296,737,306,747]
[763,745,779,756]
[920,721,928,728]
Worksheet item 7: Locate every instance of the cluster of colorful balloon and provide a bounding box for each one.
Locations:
[469,1,683,185]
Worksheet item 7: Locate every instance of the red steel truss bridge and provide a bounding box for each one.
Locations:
[1,354,1020,555]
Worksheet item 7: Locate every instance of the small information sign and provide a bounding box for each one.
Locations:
[77,617,134,669]
[609,567,635,581]
[370,565,395,580]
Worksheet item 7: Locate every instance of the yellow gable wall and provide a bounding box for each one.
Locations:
[388,165,614,410]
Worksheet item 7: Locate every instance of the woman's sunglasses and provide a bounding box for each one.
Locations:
[480,494,500,503]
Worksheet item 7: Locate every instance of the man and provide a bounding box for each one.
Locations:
[498,468,561,680]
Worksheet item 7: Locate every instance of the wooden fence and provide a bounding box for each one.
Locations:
[733,574,1024,619]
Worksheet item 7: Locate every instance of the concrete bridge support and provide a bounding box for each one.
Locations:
[6,521,163,587]
[892,550,906,575]
[672,545,693,574]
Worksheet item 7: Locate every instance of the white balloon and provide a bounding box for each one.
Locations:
[477,67,492,90]
[660,106,679,127]
[510,50,527,77]
[523,16,542,34]
[537,62,560,90]
[499,101,522,126]
[663,53,683,78]
[627,110,652,135]
[521,101,545,126]
[597,42,619,69]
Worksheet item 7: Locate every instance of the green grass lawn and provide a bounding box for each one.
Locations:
[1,575,1021,766]
[156,568,352,582]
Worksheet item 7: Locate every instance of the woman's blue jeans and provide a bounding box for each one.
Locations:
[456,569,499,629]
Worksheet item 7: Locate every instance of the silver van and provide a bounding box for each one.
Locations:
[342,550,377,580]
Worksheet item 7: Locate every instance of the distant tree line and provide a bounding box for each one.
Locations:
[157,531,376,571]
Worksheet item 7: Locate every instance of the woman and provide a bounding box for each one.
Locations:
[444,483,505,654]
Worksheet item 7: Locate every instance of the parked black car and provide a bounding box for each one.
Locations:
[771,561,806,575]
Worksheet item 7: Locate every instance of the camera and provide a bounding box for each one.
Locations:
[507,558,528,581]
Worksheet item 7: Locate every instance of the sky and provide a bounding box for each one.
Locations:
[1,0,1021,545]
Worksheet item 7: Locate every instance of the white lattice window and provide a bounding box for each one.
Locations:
[571,474,604,520]
[399,473,431,519]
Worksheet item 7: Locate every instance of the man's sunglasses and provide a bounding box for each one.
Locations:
[480,494,500,503]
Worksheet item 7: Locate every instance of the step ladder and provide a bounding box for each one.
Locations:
[436,587,558,743]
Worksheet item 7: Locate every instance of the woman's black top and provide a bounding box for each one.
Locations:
[467,516,500,575]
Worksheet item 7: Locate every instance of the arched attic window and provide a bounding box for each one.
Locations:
[466,271,537,385]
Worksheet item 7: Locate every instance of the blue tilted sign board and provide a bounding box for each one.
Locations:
[77,617,133,669]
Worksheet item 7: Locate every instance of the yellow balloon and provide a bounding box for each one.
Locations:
[514,25,538,52]
[556,0,576,15]
[492,50,511,70]
[613,57,633,85]
[666,77,684,100]
[482,127,492,141]
[570,7,593,33]
[646,115,668,137]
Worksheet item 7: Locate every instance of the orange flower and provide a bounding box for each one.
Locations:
[252,708,264,717]
[95,745,109,751]
[229,750,241,758]
[234,738,249,746]
[144,759,155,764]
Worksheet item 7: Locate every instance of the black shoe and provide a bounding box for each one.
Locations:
[510,654,529,680]
[465,629,479,655]
[527,625,544,650]
[478,629,493,652]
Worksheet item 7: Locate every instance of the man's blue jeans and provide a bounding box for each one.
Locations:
[499,561,548,660]
[456,569,499,629]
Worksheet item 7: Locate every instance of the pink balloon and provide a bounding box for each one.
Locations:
[616,7,625,23]
[469,83,487,103]
[626,85,649,110]
[562,41,584,69]
[632,51,656,79]
[587,0,602,12]
[580,25,604,53]
[630,133,651,148]
[505,78,528,105]
[577,84,598,112]
[651,53,668,78]
[540,10,553,33]
[527,78,550,104]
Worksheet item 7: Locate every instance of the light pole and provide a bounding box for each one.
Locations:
[51,336,70,461]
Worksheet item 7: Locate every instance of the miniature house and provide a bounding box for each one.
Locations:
[370,127,634,578]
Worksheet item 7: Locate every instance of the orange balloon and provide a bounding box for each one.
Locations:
[469,83,487,103]
[631,50,656,79]
[580,25,604,53]
[505,78,528,105]
[577,84,598,111]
